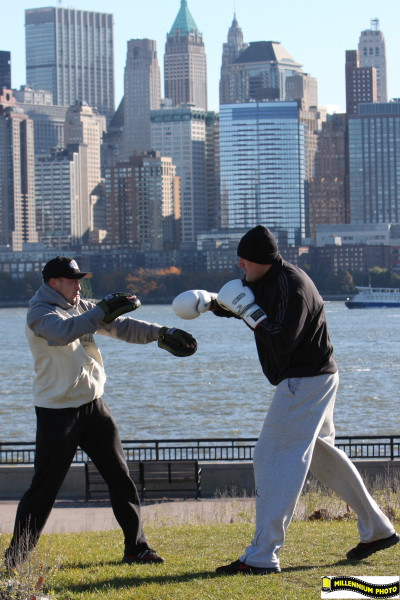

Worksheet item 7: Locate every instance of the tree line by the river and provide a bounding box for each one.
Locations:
[1,264,400,303]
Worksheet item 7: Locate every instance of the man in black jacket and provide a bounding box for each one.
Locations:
[173,225,399,574]
[214,225,398,574]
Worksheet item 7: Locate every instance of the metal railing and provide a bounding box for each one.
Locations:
[0,435,399,465]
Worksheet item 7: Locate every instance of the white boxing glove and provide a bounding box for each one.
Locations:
[172,289,217,319]
[217,279,267,329]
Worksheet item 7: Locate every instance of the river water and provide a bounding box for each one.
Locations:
[0,302,399,441]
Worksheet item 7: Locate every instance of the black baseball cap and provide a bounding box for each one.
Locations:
[42,256,92,281]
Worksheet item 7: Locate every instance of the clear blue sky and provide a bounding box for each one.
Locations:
[1,0,399,114]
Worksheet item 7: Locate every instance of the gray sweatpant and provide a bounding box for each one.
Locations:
[240,372,395,568]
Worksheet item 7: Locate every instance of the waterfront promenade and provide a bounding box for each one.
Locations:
[0,497,255,535]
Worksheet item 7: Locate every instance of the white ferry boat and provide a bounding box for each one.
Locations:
[345,286,400,308]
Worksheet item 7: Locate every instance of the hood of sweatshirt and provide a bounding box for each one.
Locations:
[29,282,77,311]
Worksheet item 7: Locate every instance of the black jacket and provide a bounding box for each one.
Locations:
[235,257,337,386]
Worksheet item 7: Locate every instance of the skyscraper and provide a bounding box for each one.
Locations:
[35,145,89,246]
[358,19,387,103]
[348,102,400,224]
[64,102,106,235]
[25,7,115,122]
[219,101,306,246]
[122,39,161,159]
[15,86,68,156]
[219,14,248,105]
[101,99,124,171]
[151,106,209,246]
[65,102,106,193]
[220,41,305,104]
[0,51,11,89]
[286,73,318,111]
[345,49,377,115]
[105,152,180,251]
[204,112,221,231]
[309,114,347,241]
[164,0,207,110]
[0,90,38,251]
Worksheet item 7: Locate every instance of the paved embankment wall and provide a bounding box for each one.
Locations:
[0,460,399,500]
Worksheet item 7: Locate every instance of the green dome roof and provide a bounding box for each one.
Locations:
[169,0,201,36]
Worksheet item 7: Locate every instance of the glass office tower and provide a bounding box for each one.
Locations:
[25,7,114,123]
[220,101,305,246]
[151,106,208,246]
[348,102,400,224]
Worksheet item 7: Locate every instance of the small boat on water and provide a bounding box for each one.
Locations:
[345,286,400,309]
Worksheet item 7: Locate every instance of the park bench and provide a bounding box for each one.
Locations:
[85,459,201,502]
[85,460,143,502]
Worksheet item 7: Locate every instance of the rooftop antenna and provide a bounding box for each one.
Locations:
[371,18,379,31]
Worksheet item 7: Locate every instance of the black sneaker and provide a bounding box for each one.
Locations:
[216,559,281,576]
[346,532,400,560]
[122,549,165,564]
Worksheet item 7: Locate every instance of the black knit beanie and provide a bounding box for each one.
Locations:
[237,225,279,264]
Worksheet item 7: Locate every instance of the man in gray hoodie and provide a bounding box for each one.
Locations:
[4,256,197,570]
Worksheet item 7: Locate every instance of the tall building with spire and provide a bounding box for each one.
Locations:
[25,7,115,123]
[122,39,161,159]
[219,14,248,105]
[358,19,387,103]
[164,0,207,110]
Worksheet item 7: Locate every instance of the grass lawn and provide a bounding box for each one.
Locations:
[1,518,399,600]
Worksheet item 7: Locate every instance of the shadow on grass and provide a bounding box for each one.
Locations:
[54,570,220,594]
[279,558,356,574]
[59,555,360,573]
[55,558,361,595]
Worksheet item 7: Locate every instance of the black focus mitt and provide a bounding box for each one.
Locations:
[97,292,141,324]
[157,326,197,357]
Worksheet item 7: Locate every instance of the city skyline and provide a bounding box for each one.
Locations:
[1,0,399,116]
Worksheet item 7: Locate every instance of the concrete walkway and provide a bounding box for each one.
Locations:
[0,497,256,535]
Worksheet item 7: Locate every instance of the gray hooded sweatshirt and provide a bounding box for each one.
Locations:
[26,283,162,408]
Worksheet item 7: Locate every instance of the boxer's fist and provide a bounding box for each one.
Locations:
[172,289,216,319]
[217,279,267,329]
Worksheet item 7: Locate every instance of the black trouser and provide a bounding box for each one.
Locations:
[5,398,148,565]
